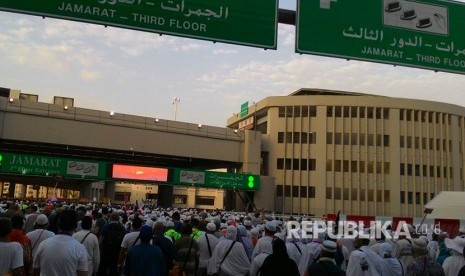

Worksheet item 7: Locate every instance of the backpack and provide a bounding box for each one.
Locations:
[105,223,125,252]
[153,235,175,272]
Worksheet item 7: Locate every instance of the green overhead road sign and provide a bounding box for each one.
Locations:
[0,152,108,180]
[297,0,465,74]
[173,168,260,191]
[240,102,249,118]
[0,0,278,49]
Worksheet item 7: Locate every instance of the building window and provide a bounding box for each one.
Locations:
[359,107,366,118]
[327,132,333,144]
[195,196,214,206]
[376,190,383,202]
[286,132,292,143]
[334,187,341,199]
[284,185,291,197]
[383,108,389,119]
[351,189,358,200]
[301,132,308,144]
[309,186,316,198]
[286,106,293,117]
[359,134,366,146]
[302,106,308,117]
[277,132,284,143]
[335,106,342,117]
[326,187,332,199]
[285,158,292,170]
[326,160,333,171]
[278,107,285,117]
[276,185,283,196]
[115,192,131,202]
[351,161,358,172]
[400,191,405,204]
[301,159,308,170]
[309,159,316,171]
[343,188,349,200]
[309,106,317,117]
[292,186,299,197]
[293,132,300,143]
[293,159,299,170]
[368,189,374,201]
[359,161,365,173]
[309,132,316,144]
[335,133,342,144]
[384,135,390,147]
[408,192,413,204]
[174,195,187,204]
[384,190,390,202]
[327,106,333,117]
[300,186,307,198]
[294,106,301,117]
[367,107,374,118]
[277,158,284,170]
[343,160,349,172]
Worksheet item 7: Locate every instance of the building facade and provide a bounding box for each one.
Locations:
[227,88,465,217]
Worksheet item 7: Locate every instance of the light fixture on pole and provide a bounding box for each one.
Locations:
[172,97,180,121]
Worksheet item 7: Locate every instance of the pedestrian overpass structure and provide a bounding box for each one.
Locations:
[0,91,272,210]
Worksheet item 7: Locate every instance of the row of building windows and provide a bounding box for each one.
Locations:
[327,133,389,146]
[400,109,451,124]
[327,106,390,119]
[400,163,452,178]
[278,106,317,118]
[325,188,391,202]
[400,136,452,151]
[276,185,316,198]
[400,191,435,204]
[326,160,390,174]
[276,187,436,204]
[277,158,316,171]
[277,132,317,144]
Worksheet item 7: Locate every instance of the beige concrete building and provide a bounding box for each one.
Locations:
[227,88,465,217]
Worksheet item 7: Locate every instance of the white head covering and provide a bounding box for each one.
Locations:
[445,236,465,254]
[346,250,379,276]
[226,225,237,241]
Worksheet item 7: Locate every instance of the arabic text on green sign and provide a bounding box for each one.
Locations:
[0,152,107,180]
[296,0,465,74]
[172,168,260,190]
[0,0,278,49]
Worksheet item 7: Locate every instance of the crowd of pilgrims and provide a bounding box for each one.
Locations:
[0,200,465,276]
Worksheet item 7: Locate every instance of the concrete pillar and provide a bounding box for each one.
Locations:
[215,189,224,209]
[21,185,27,199]
[80,182,93,201]
[104,181,116,202]
[187,187,196,208]
[8,182,15,198]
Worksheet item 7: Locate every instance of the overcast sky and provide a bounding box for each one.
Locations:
[1,0,465,127]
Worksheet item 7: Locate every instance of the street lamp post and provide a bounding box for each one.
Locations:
[172,97,180,121]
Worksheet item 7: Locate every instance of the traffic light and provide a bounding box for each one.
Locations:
[0,154,3,167]
[247,175,255,189]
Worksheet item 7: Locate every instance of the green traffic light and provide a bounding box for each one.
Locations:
[248,176,254,188]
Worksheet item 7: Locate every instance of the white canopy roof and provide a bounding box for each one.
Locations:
[425,191,465,219]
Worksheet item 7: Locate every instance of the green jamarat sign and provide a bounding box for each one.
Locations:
[172,168,260,191]
[297,0,465,74]
[0,152,107,180]
[0,0,278,49]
